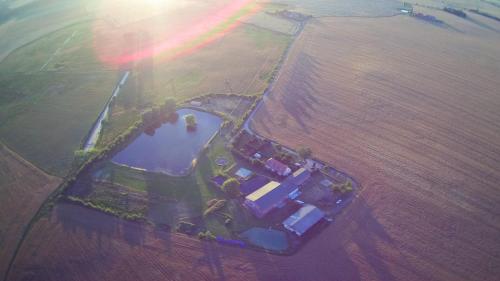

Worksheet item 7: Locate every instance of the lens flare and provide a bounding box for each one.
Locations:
[94,0,260,67]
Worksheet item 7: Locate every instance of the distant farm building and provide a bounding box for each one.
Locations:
[244,181,299,218]
[190,101,202,107]
[265,158,291,176]
[283,204,325,236]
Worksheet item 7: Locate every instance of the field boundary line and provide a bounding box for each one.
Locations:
[314,13,403,20]
[0,141,62,281]
[0,140,58,178]
[0,19,95,67]
[238,20,296,36]
[242,19,307,133]
[39,30,77,71]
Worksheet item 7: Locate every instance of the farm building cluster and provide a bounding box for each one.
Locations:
[212,130,355,238]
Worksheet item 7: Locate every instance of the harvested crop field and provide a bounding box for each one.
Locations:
[0,144,61,279]
[250,11,500,281]
[8,200,387,281]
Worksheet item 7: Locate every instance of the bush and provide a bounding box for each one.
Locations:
[221,178,241,197]
[332,180,353,194]
[198,230,216,240]
[73,149,99,166]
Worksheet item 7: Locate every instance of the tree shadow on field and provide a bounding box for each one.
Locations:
[55,202,119,254]
[55,201,147,254]
[465,16,500,33]
[193,241,227,281]
[280,52,320,133]
[349,196,397,281]
[244,194,402,281]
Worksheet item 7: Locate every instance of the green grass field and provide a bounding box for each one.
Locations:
[0,71,117,176]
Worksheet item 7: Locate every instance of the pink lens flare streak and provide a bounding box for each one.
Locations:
[96,0,260,66]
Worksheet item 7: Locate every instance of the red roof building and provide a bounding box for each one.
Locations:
[265,158,292,176]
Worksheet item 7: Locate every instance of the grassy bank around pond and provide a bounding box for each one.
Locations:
[73,134,265,237]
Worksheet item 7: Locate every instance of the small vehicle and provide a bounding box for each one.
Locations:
[336,199,343,205]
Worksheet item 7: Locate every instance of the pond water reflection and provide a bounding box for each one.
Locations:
[112,108,222,176]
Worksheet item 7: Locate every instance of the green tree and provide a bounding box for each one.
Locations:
[221,178,240,197]
[185,114,197,129]
[298,146,312,159]
[161,98,176,116]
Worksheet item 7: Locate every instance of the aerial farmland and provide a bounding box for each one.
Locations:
[1,0,500,281]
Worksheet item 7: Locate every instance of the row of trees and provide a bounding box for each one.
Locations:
[141,98,177,125]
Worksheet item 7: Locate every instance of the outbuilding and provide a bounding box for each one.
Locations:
[283,204,325,236]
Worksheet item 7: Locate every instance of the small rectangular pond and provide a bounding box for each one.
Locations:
[112,108,222,176]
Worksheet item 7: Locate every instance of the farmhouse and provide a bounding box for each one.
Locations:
[244,181,298,218]
[265,158,291,176]
[283,204,325,236]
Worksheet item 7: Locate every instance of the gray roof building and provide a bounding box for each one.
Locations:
[283,204,324,236]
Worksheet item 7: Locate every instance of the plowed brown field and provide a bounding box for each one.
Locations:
[0,144,61,279]
[250,10,500,281]
[6,10,500,281]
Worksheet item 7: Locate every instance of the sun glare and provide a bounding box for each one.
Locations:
[93,0,260,67]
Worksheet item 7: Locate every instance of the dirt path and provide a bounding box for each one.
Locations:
[242,20,306,133]
[39,30,77,71]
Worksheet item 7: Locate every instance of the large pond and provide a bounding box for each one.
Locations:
[112,108,222,176]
